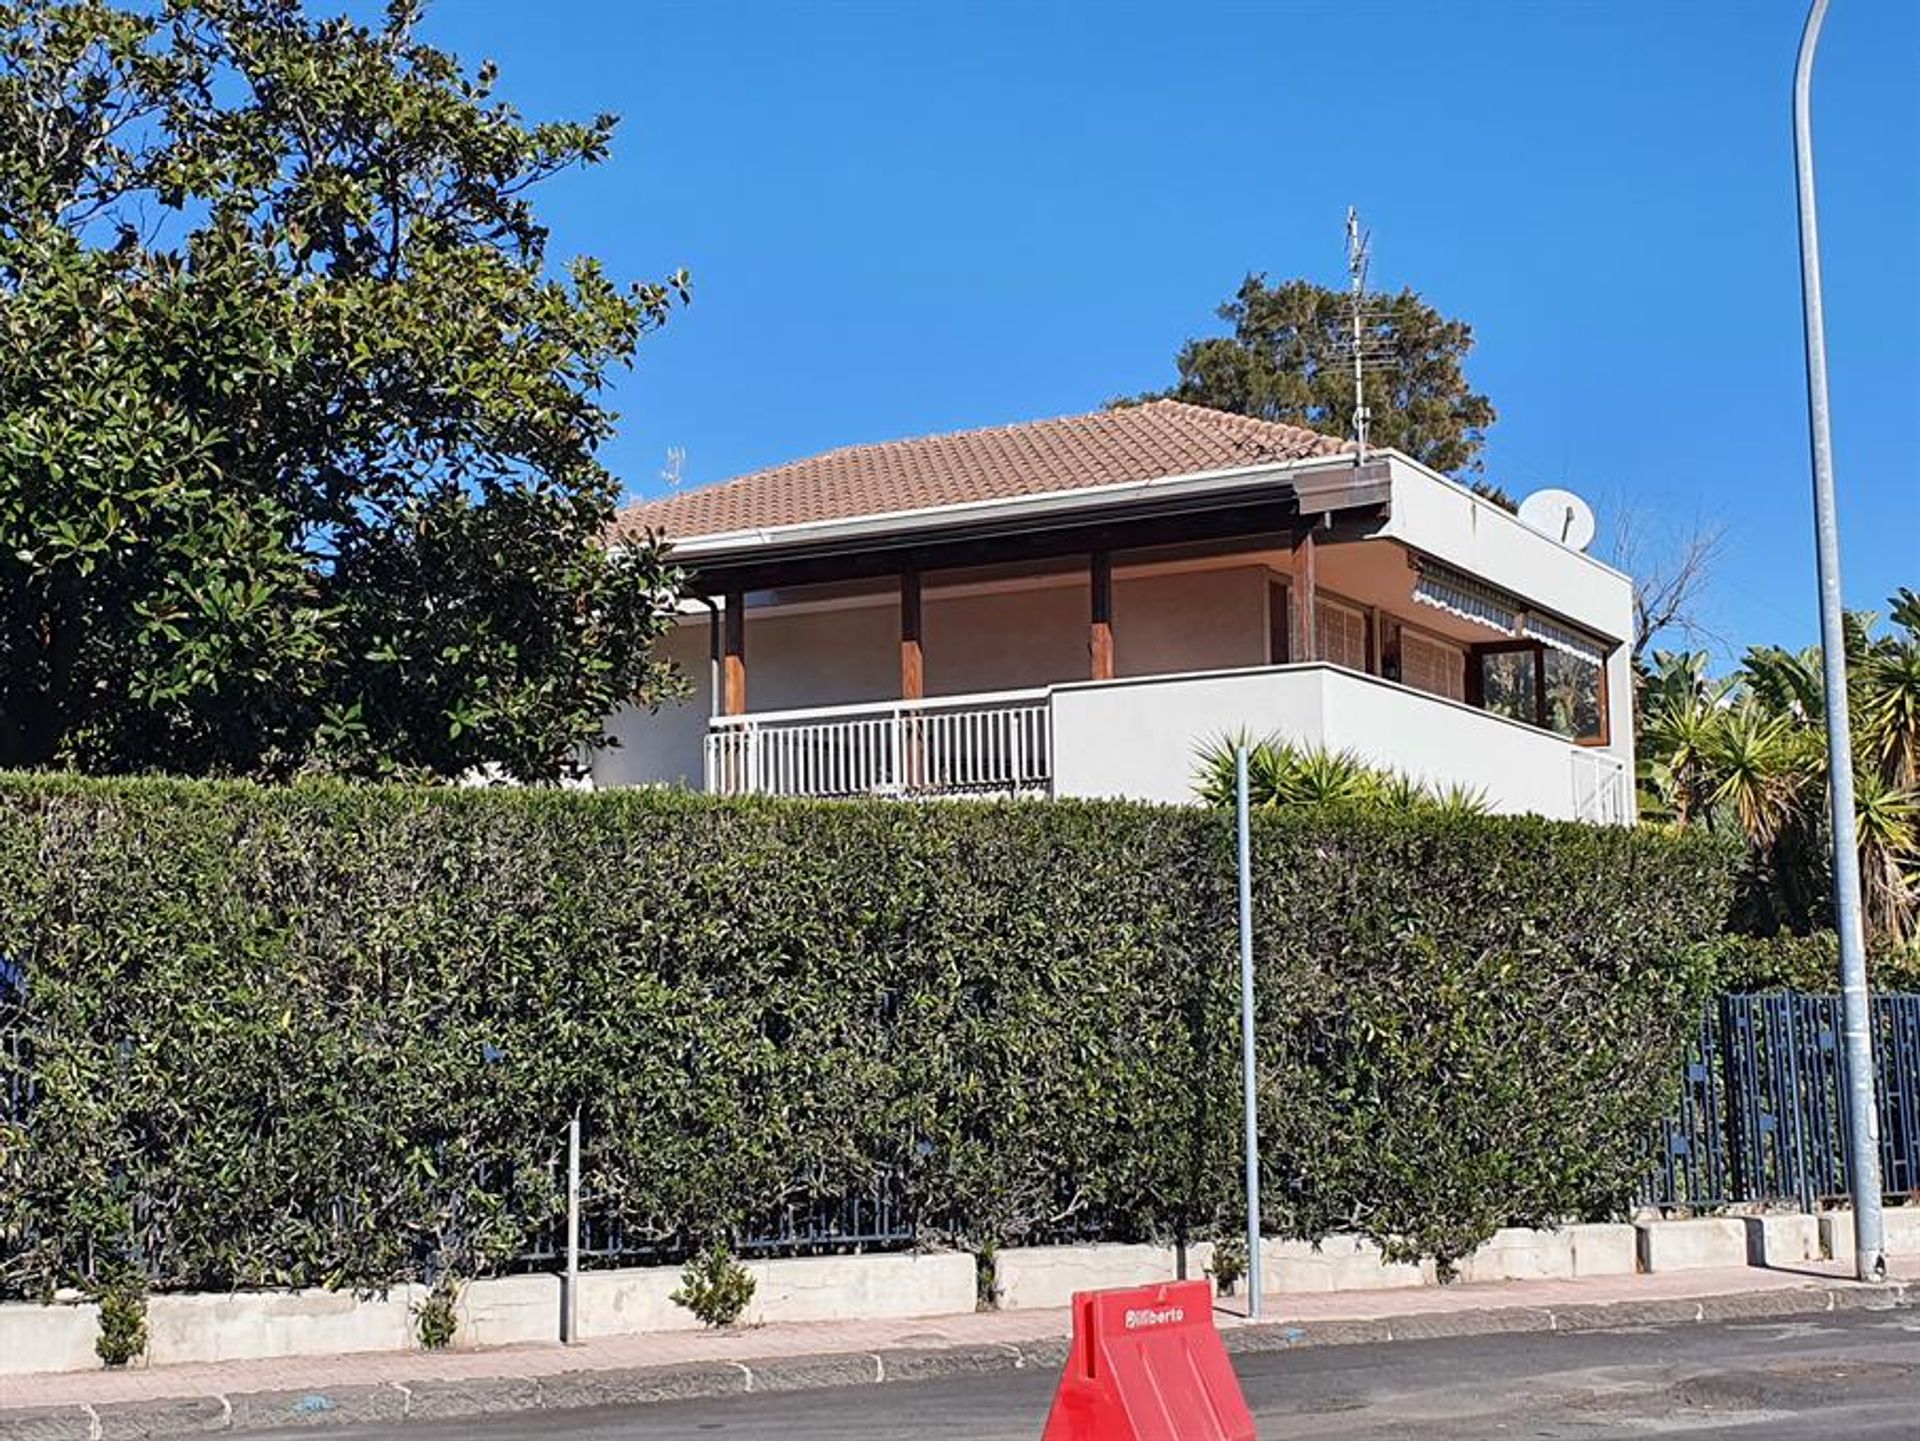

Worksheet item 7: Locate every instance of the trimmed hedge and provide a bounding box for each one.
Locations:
[0,774,1737,1298]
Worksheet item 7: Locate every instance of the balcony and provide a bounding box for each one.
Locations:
[704,689,1052,800]
[700,664,1631,823]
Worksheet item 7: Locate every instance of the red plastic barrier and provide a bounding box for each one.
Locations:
[1040,1279,1255,1440]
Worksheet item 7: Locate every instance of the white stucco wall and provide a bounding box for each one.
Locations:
[595,617,712,790]
[1381,457,1637,794]
[1051,663,1614,820]
[1381,459,1633,644]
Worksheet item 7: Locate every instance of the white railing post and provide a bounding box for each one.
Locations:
[703,690,1052,801]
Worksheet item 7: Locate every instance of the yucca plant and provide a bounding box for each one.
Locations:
[1637,587,1920,946]
[1193,736,1487,817]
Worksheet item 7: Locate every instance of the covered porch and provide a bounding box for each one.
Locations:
[609,499,1628,821]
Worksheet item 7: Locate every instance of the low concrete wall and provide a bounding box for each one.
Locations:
[1741,1214,1821,1269]
[0,1299,99,1376]
[457,1274,561,1350]
[993,1244,1197,1311]
[1568,1223,1639,1277]
[1454,1227,1572,1284]
[578,1252,977,1336]
[1262,1235,1434,1293]
[147,1288,415,1367]
[1819,1206,1920,1263]
[749,1252,976,1325]
[1635,1217,1749,1272]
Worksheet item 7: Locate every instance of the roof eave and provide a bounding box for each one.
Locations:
[634,451,1377,567]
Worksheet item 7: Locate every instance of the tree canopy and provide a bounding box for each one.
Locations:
[0,0,687,782]
[1639,589,1920,947]
[1124,274,1498,479]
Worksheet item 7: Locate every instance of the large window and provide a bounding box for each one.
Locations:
[1472,641,1606,744]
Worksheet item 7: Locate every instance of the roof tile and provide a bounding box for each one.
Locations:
[612,399,1348,542]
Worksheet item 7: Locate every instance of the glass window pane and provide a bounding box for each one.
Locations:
[1478,648,1539,724]
[1544,650,1603,741]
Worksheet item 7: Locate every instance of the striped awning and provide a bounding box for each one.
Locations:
[1411,563,1521,634]
[1522,614,1607,667]
[1411,560,1605,668]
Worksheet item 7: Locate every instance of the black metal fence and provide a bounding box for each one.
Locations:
[1643,992,1920,1211]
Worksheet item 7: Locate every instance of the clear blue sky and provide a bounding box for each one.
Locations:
[411,0,1916,658]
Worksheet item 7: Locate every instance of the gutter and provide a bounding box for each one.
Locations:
[651,452,1375,565]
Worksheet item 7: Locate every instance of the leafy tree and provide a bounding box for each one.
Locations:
[1123,274,1498,478]
[0,0,688,781]
[1639,589,1920,946]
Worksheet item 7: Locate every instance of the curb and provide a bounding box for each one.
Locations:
[1,1280,1909,1439]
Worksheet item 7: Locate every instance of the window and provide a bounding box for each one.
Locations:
[1401,630,1465,702]
[1544,649,1605,743]
[1476,644,1540,725]
[1316,598,1368,673]
[1472,641,1608,744]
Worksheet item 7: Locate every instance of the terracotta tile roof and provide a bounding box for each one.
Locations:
[612,400,1349,542]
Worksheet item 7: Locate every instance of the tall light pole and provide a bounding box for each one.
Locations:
[1791,0,1884,1283]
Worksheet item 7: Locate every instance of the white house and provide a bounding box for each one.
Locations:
[597,400,1634,823]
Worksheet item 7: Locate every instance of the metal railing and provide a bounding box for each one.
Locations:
[1571,748,1630,825]
[1644,992,1920,1211]
[703,689,1053,800]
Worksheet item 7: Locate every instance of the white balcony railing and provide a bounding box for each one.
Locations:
[704,690,1053,799]
[1571,748,1630,825]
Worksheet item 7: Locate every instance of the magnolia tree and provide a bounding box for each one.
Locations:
[0,0,687,781]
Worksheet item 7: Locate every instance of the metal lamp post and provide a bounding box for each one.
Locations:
[1791,0,1885,1283]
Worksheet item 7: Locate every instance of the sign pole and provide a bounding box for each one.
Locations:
[1235,745,1263,1316]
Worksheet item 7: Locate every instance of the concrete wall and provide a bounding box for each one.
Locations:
[1051,663,1608,820]
[579,1252,976,1336]
[0,1299,99,1376]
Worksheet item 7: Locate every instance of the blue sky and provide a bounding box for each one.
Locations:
[410,0,1916,658]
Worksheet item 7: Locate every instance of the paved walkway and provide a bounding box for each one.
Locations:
[2,1256,1913,1418]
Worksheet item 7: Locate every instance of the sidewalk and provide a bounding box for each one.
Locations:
[1,1256,1912,1438]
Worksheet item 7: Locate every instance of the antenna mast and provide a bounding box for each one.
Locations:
[1346,207,1372,463]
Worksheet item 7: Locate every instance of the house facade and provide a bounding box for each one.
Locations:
[597,401,1635,823]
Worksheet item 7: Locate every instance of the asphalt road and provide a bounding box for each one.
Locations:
[243,1309,1920,1439]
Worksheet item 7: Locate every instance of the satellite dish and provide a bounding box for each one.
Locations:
[1517,488,1597,552]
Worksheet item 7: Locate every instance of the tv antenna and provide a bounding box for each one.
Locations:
[1346,207,1374,463]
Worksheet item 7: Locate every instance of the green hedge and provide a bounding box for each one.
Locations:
[0,774,1737,1298]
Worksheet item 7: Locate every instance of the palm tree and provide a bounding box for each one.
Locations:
[1637,590,1920,948]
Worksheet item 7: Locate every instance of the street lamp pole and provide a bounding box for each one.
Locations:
[1791,0,1884,1283]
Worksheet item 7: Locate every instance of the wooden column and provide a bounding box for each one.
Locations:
[899,569,924,700]
[1089,550,1114,680]
[1290,525,1318,662]
[722,590,747,716]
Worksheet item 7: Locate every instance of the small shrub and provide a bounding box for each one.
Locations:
[1194,734,1489,815]
[1206,1235,1248,1296]
[413,1275,460,1350]
[975,1243,999,1311]
[93,1278,147,1367]
[672,1241,755,1328]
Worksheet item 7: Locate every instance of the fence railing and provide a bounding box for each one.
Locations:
[1643,991,1920,1211]
[703,689,1053,800]
[1570,748,1630,825]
